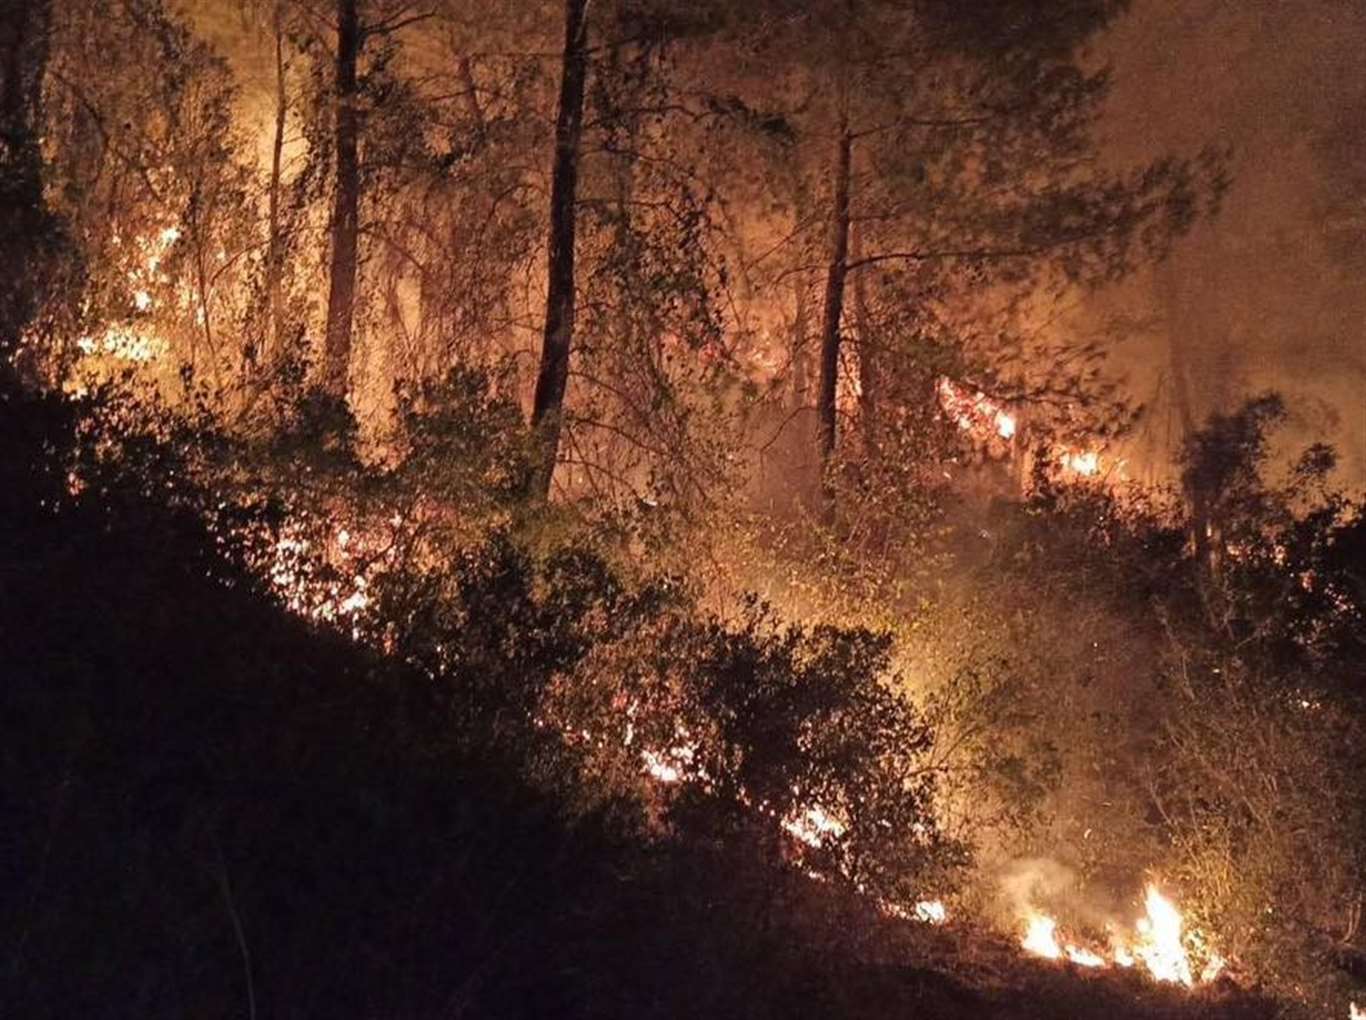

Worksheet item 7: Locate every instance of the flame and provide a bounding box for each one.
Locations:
[935,377,1134,486]
[1065,944,1106,968]
[1130,885,1193,986]
[936,377,1016,442]
[1199,949,1227,984]
[915,899,947,924]
[74,224,183,368]
[1350,1002,1364,1020]
[75,328,166,363]
[1111,940,1134,967]
[1022,913,1063,960]
[1019,885,1220,988]
[641,741,697,784]
[1021,911,1105,967]
[638,720,699,785]
[261,523,377,639]
[642,749,684,783]
[1060,450,1100,476]
[877,897,949,924]
[782,803,846,848]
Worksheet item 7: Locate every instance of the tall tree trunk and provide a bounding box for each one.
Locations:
[188,192,222,392]
[1163,257,1196,443]
[0,0,54,349]
[849,220,877,454]
[0,0,48,142]
[264,4,288,369]
[790,277,809,410]
[529,0,590,499]
[786,172,812,411]
[1163,254,1216,575]
[322,0,360,399]
[816,109,853,506]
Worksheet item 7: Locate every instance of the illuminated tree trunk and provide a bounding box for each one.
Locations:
[187,187,222,390]
[816,108,853,504]
[1164,255,1218,577]
[850,220,878,454]
[787,172,813,411]
[529,0,590,499]
[790,277,809,410]
[323,0,361,399]
[265,4,288,368]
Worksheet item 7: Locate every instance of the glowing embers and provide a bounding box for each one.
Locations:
[936,376,1017,442]
[641,741,696,784]
[75,225,183,367]
[914,899,948,924]
[75,328,167,364]
[1059,449,1101,477]
[261,521,375,638]
[1019,885,1224,988]
[781,803,846,848]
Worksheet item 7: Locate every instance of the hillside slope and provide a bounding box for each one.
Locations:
[0,394,1278,1020]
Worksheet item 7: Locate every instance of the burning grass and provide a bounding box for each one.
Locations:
[1017,885,1224,987]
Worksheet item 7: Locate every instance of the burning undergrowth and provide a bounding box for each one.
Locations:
[998,858,1225,987]
[254,479,1359,1018]
[233,486,1287,1007]
[58,373,1366,1020]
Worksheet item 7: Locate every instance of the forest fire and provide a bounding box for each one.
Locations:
[914,899,948,924]
[1019,885,1223,987]
[250,509,1265,992]
[262,523,374,635]
[935,376,1109,482]
[1060,450,1101,476]
[936,376,1017,442]
[72,225,182,369]
[7,0,1365,1016]
[782,804,847,848]
[641,743,697,785]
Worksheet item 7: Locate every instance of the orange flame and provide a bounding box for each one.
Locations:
[1021,913,1063,960]
[1060,450,1100,476]
[1021,912,1105,967]
[936,377,1016,442]
[781,803,846,848]
[1130,885,1194,986]
[914,899,947,924]
[1019,885,1222,988]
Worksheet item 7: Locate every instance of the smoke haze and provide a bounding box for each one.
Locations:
[1098,0,1366,484]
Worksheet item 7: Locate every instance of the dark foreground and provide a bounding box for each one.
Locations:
[0,393,1277,1020]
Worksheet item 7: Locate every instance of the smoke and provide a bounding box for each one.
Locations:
[993,856,1136,935]
[1094,0,1366,487]
[997,856,1079,920]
